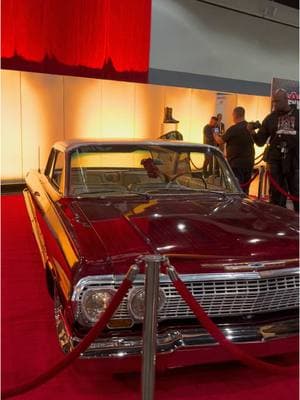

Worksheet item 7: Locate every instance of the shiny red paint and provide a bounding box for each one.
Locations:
[23,140,299,367]
[57,194,298,279]
[3,194,299,396]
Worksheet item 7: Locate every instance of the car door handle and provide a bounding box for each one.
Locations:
[33,191,40,197]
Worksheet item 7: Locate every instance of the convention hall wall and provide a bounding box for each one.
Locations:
[1,70,269,183]
[150,0,299,93]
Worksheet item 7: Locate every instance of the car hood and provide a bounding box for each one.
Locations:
[72,194,298,273]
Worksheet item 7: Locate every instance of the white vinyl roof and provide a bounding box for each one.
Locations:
[53,138,217,153]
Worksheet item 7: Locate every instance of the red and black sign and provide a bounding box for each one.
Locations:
[271,77,299,110]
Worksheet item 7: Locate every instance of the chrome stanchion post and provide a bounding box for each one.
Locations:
[263,165,269,200]
[258,165,265,199]
[142,255,162,400]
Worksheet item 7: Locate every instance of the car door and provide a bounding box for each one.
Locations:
[26,148,78,302]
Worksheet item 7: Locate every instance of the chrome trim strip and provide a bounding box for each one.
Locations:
[55,310,298,358]
[210,259,299,271]
[23,188,48,267]
[258,267,299,278]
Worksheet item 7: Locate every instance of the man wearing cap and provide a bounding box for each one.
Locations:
[248,89,299,211]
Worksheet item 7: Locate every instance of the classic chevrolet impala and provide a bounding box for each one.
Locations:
[24,139,299,368]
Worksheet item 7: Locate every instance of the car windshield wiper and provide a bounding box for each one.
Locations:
[144,186,230,198]
[202,190,227,198]
[125,190,152,200]
[76,189,125,196]
[75,189,152,200]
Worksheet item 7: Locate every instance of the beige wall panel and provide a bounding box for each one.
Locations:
[1,70,22,181]
[190,90,217,143]
[1,68,272,183]
[256,96,271,121]
[134,83,165,139]
[64,76,101,139]
[237,94,270,123]
[224,94,270,128]
[221,94,237,131]
[163,86,192,141]
[101,80,135,138]
[21,72,64,172]
[237,94,259,122]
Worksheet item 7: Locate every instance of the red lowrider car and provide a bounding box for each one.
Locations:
[24,139,299,369]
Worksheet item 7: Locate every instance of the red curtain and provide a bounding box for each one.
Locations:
[1,0,151,82]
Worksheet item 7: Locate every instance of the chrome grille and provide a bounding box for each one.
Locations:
[73,269,299,323]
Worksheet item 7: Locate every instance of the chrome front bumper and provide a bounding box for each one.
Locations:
[56,308,298,358]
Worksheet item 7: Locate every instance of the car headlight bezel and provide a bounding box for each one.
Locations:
[127,286,166,321]
[81,288,116,324]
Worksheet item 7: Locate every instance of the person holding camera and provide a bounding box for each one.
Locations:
[248,89,299,212]
[213,107,254,194]
[202,116,218,175]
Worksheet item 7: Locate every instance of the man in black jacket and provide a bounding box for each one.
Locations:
[214,107,254,194]
[248,89,299,211]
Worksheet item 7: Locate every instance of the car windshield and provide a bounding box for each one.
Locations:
[68,144,241,197]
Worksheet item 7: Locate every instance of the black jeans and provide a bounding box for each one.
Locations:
[268,160,299,212]
[231,167,252,194]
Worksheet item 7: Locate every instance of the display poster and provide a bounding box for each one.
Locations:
[271,77,299,109]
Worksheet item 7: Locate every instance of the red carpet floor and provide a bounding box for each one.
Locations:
[2,194,299,400]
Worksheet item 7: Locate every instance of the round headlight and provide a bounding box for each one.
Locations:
[127,287,166,321]
[81,288,116,323]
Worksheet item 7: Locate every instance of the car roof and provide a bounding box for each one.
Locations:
[53,139,217,152]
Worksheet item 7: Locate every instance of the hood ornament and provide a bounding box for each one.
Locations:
[224,262,265,271]
[248,262,265,269]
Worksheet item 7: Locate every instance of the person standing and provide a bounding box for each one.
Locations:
[248,89,299,211]
[213,107,254,194]
[216,113,225,134]
[202,116,218,175]
[216,113,225,153]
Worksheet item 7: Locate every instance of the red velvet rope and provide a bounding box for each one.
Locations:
[171,273,298,375]
[266,171,299,202]
[3,264,298,398]
[2,277,133,399]
[239,169,259,188]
